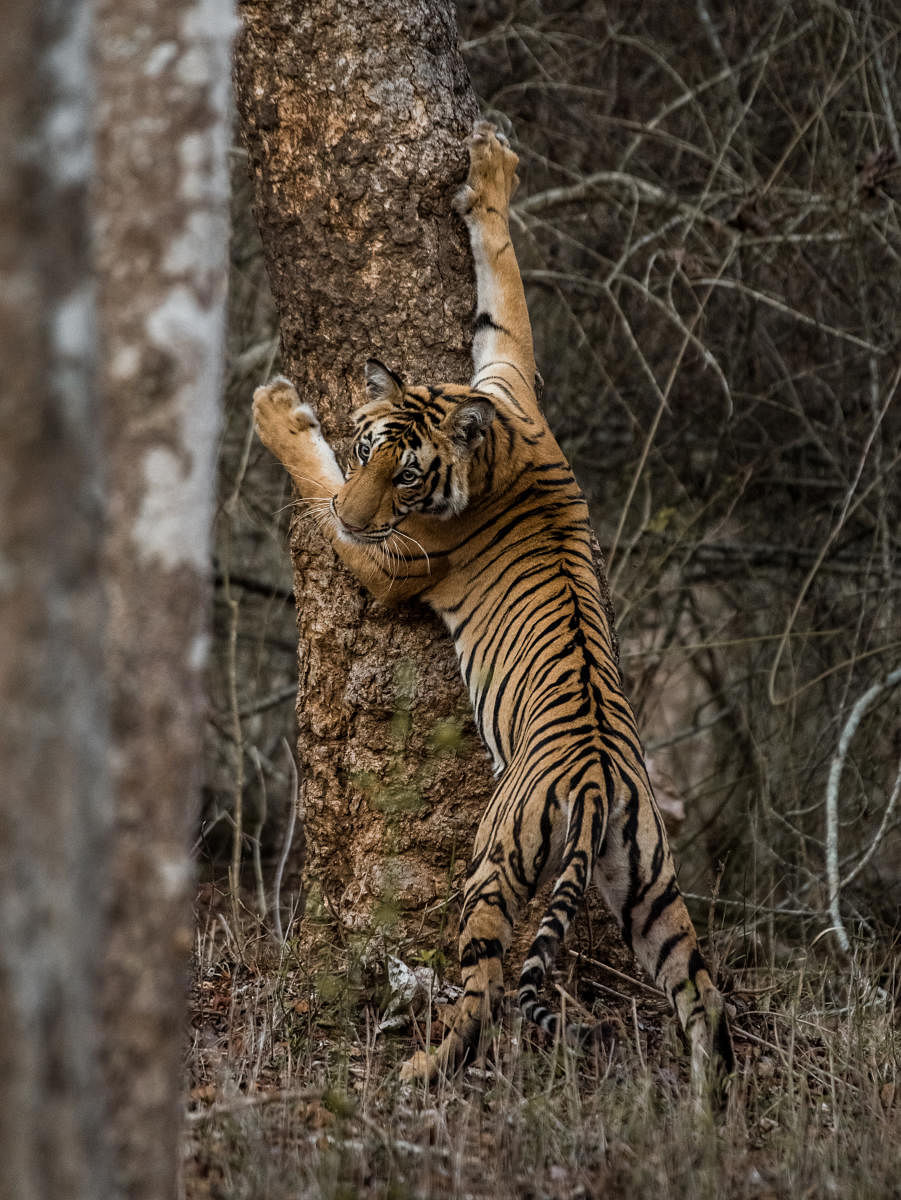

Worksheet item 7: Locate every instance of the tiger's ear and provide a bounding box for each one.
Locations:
[364,359,404,405]
[442,397,496,453]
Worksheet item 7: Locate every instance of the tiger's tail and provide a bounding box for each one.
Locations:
[517,785,604,1043]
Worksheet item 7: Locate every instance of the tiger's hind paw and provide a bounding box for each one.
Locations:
[688,998,736,1111]
[399,1026,471,1085]
[399,1049,442,1085]
[457,120,519,221]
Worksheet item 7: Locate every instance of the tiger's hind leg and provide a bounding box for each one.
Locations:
[399,852,520,1083]
[595,779,734,1100]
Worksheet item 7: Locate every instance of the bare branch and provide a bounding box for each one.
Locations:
[825,665,901,953]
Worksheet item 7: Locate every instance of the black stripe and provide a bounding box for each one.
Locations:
[474,311,510,335]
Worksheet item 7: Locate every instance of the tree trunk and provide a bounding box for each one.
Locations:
[0,2,113,1197]
[1,2,231,1193]
[94,0,233,1195]
[233,1,495,937]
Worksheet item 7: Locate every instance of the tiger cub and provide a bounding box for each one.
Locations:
[252,121,734,1094]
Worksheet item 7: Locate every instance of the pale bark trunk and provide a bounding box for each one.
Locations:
[0,2,231,1193]
[94,0,233,1195]
[0,2,112,1197]
[233,1,496,934]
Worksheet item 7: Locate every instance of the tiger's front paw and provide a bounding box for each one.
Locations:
[252,376,321,458]
[454,120,519,222]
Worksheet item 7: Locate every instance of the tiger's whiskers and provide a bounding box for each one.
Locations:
[391,527,431,575]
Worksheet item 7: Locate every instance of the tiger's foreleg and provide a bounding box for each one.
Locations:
[253,377,344,499]
[253,377,402,596]
[595,782,735,1100]
[456,122,539,407]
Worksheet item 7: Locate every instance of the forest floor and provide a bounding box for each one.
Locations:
[182,880,899,1200]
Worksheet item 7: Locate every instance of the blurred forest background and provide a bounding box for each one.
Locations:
[190,1,900,1194]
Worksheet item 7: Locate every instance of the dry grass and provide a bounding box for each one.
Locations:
[183,888,899,1200]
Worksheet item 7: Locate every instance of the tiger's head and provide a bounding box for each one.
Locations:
[331,359,497,544]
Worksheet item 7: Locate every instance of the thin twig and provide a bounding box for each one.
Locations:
[767,370,901,706]
[616,18,820,171]
[250,748,268,921]
[185,1087,322,1123]
[825,665,901,953]
[608,247,735,581]
[631,999,646,1072]
[272,738,299,947]
[566,948,663,998]
[691,276,886,355]
[840,756,901,891]
[238,683,298,718]
[221,402,261,929]
[223,545,245,930]
[516,170,727,233]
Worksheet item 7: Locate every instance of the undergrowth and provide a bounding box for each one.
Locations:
[183,885,899,1200]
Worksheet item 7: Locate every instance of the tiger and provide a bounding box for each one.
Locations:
[252,120,734,1095]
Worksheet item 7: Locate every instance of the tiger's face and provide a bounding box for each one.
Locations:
[330,360,495,544]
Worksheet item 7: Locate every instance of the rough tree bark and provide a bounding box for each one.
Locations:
[94,0,233,1195]
[0,2,112,1197]
[233,1,497,937]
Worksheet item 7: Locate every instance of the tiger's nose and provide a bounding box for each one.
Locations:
[334,505,366,533]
